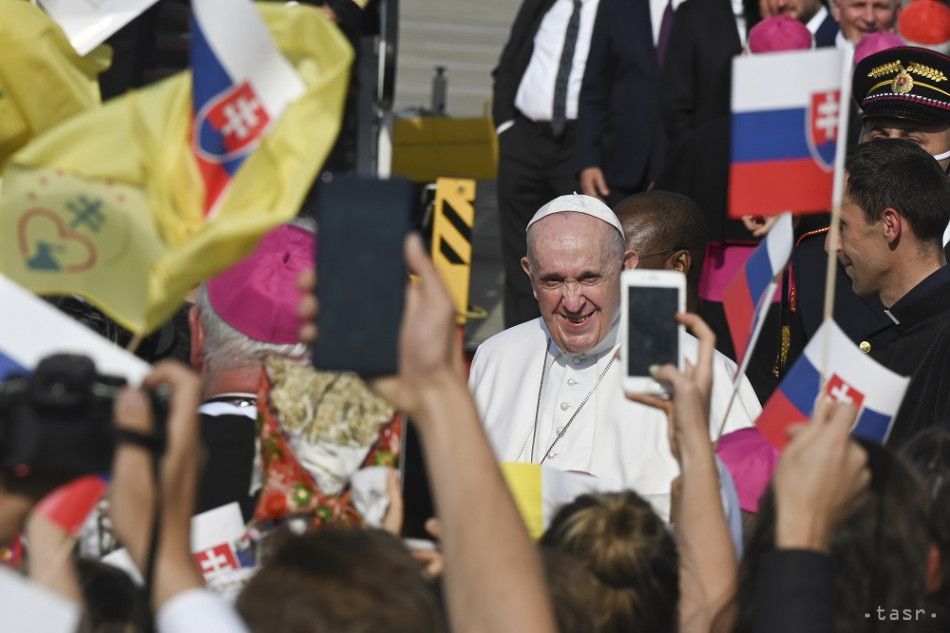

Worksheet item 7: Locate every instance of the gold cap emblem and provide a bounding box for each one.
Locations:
[859,340,871,353]
[892,68,914,94]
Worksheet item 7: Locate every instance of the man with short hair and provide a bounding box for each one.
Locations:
[189,223,312,518]
[778,46,950,381]
[613,190,705,312]
[468,194,760,516]
[826,139,950,445]
[764,0,840,46]
[831,0,900,46]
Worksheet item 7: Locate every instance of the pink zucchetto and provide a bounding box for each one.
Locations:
[748,15,813,54]
[854,31,906,64]
[207,224,315,344]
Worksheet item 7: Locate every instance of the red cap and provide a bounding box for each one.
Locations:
[899,0,950,48]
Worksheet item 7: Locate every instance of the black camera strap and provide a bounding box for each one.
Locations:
[112,426,164,633]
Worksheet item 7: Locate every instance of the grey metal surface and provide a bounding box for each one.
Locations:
[394,0,518,117]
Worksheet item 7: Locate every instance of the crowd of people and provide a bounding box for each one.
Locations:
[2,0,950,631]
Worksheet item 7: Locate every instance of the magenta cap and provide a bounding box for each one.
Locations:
[854,31,906,64]
[716,427,780,513]
[207,224,315,344]
[748,15,813,54]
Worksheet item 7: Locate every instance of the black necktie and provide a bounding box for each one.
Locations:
[551,0,582,136]
[656,0,674,67]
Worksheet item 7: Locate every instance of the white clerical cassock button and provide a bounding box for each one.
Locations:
[560,402,571,411]
[567,378,578,386]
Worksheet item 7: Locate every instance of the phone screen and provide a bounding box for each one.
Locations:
[627,286,679,377]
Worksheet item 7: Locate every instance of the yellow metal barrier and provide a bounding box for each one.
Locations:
[392,116,498,182]
[431,178,476,325]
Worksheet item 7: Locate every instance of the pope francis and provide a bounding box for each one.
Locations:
[468,194,761,517]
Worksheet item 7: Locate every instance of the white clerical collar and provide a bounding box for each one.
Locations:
[835,29,854,50]
[543,313,620,363]
[805,5,827,34]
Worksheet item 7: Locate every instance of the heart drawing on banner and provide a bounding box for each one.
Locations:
[17,208,98,273]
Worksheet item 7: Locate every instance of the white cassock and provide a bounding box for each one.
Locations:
[468,317,761,520]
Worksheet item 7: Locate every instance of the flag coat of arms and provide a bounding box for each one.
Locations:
[190,0,304,214]
[757,319,910,449]
[723,212,793,366]
[0,2,351,335]
[729,48,844,217]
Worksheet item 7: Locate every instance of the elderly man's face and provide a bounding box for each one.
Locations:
[861,117,950,171]
[832,0,900,44]
[522,213,624,354]
[764,0,822,22]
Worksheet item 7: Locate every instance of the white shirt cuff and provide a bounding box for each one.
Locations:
[495,120,515,135]
[158,588,250,633]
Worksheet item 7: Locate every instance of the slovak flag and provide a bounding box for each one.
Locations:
[729,48,844,217]
[190,0,305,215]
[757,319,910,449]
[723,213,793,366]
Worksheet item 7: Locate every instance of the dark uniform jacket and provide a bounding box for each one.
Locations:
[867,266,950,447]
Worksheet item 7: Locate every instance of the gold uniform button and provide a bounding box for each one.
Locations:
[859,341,871,354]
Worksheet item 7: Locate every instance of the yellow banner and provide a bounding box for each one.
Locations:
[0,0,110,169]
[0,4,351,334]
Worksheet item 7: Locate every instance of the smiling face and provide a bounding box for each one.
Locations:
[825,187,890,297]
[522,213,624,354]
[765,0,822,21]
[831,0,900,44]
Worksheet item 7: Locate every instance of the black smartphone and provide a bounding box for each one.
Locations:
[310,173,413,377]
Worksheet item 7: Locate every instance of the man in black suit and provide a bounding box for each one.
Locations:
[575,0,665,207]
[492,0,601,328]
[764,0,839,46]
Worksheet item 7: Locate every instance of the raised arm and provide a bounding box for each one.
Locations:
[629,313,737,633]
[373,234,557,633]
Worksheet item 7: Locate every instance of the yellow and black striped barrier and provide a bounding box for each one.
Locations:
[431,178,476,325]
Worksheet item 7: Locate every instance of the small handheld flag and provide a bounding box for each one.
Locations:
[729,48,844,217]
[190,0,304,215]
[723,212,793,367]
[756,319,910,449]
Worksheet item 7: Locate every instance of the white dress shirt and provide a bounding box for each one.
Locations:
[514,0,601,122]
[732,0,748,45]
[469,317,761,520]
[806,5,829,35]
[835,29,854,49]
[649,0,688,45]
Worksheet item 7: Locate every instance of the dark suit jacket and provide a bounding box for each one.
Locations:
[813,12,839,48]
[660,0,741,148]
[576,0,664,191]
[492,0,557,126]
[656,0,746,241]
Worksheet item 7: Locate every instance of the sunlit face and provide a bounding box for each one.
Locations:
[523,213,623,354]
[861,117,950,171]
[832,0,900,44]
[764,0,822,21]
[825,186,890,296]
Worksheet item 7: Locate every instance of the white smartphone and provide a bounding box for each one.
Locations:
[620,269,686,395]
